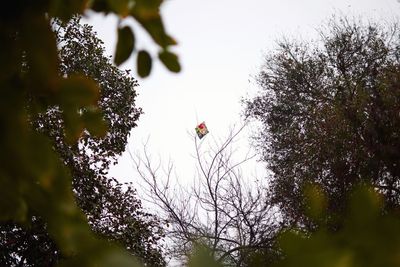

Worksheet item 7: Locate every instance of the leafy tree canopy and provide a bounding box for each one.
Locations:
[245,17,400,229]
[0,1,178,265]
[1,16,166,267]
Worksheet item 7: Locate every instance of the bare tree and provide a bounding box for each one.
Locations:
[130,125,280,266]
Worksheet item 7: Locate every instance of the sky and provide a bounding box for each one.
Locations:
[84,0,400,187]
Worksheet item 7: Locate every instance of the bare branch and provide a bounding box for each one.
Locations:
[130,125,280,265]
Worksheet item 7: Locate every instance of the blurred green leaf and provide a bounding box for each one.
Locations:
[131,7,176,48]
[1,1,177,266]
[95,249,142,267]
[137,50,152,78]
[21,15,59,93]
[90,0,111,12]
[115,26,135,66]
[107,0,131,16]
[159,50,181,72]
[349,186,382,224]
[188,245,223,267]
[82,108,108,138]
[63,109,84,144]
[275,186,400,267]
[277,228,354,267]
[303,183,327,221]
[49,0,87,21]
[131,0,162,19]
[25,134,58,190]
[58,75,100,107]
[0,176,27,222]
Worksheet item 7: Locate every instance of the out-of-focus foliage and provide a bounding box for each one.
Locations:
[185,185,400,267]
[187,245,224,267]
[0,0,177,266]
[100,0,181,77]
[0,180,166,267]
[245,17,400,229]
[0,17,166,267]
[276,186,400,267]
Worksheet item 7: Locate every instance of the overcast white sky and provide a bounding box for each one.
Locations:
[85,0,400,185]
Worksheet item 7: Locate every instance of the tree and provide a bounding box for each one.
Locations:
[1,0,180,265]
[0,217,61,267]
[86,178,166,267]
[244,17,400,229]
[44,17,142,216]
[0,180,166,267]
[132,125,280,266]
[0,0,180,266]
[0,17,165,266]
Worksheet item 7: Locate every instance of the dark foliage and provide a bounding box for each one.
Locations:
[245,18,400,229]
[0,217,60,267]
[0,17,165,267]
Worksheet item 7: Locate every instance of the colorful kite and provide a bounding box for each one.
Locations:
[195,122,209,139]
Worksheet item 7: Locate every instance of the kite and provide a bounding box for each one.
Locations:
[195,122,209,139]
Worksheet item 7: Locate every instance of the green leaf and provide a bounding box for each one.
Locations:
[159,50,181,73]
[63,109,84,144]
[96,249,142,267]
[303,183,327,221]
[58,76,100,107]
[349,186,382,225]
[0,176,27,222]
[21,15,59,93]
[108,0,131,16]
[188,245,223,267]
[115,26,135,66]
[82,108,108,138]
[49,0,87,21]
[131,0,162,19]
[131,12,176,48]
[137,50,152,78]
[90,0,111,12]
